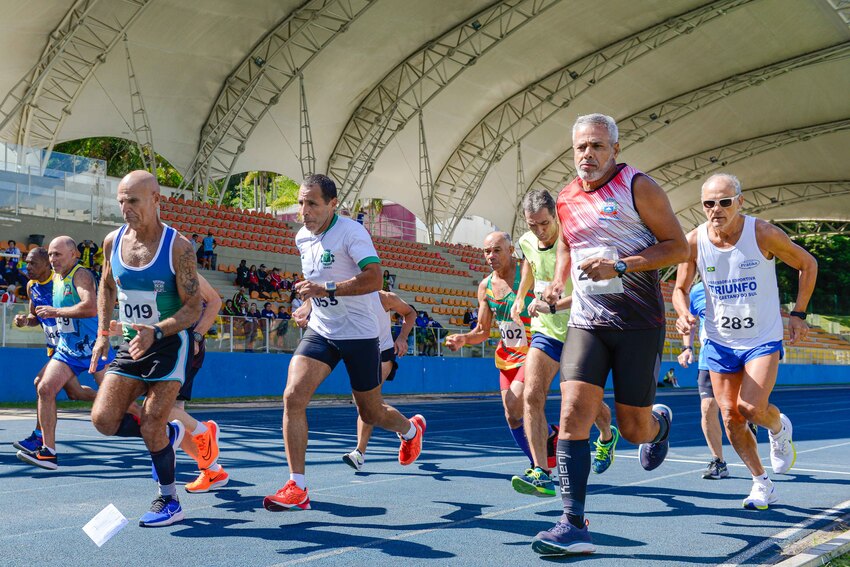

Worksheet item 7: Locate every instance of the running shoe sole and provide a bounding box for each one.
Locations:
[743,494,779,510]
[342,453,363,471]
[263,497,311,512]
[510,475,556,497]
[531,539,596,555]
[139,509,185,527]
[16,450,57,470]
[185,473,229,493]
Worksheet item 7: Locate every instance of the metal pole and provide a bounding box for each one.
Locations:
[228,316,233,352]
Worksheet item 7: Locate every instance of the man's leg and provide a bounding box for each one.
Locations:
[502,377,533,463]
[712,371,764,476]
[34,359,76,452]
[523,348,559,469]
[352,386,414,436]
[91,373,148,437]
[62,375,96,402]
[737,353,782,434]
[701,397,724,462]
[283,355,332,476]
[140,381,183,494]
[14,364,48,451]
[353,361,392,455]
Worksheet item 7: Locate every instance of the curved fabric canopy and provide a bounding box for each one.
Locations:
[1,0,848,240]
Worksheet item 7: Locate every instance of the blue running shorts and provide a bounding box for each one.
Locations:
[703,340,784,374]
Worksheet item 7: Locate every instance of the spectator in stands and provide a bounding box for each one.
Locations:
[258,264,273,294]
[235,259,249,287]
[194,235,204,267]
[1,283,18,303]
[290,290,303,312]
[267,267,283,292]
[232,287,249,312]
[274,306,292,348]
[427,317,444,356]
[415,311,430,356]
[77,239,99,269]
[4,240,22,259]
[244,302,261,352]
[468,309,478,331]
[280,274,293,291]
[463,307,473,326]
[247,264,260,294]
[261,302,276,321]
[91,262,103,283]
[201,231,216,270]
[222,299,240,317]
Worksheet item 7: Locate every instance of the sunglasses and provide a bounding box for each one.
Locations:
[702,198,736,209]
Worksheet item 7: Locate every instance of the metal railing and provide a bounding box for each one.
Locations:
[2,303,848,364]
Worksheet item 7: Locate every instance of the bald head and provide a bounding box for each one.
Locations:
[117,170,161,228]
[47,236,79,276]
[484,231,512,249]
[119,170,160,194]
[482,231,514,275]
[49,235,77,253]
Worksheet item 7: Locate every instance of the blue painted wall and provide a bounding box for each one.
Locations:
[1,347,847,402]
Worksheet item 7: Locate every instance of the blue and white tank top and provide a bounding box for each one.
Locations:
[52,264,99,359]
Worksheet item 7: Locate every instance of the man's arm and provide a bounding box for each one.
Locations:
[543,235,571,305]
[194,274,222,336]
[672,231,699,337]
[35,270,99,319]
[90,232,119,372]
[445,280,494,349]
[158,237,203,336]
[295,262,383,300]
[14,284,40,327]
[381,290,416,342]
[758,220,818,344]
[511,258,535,325]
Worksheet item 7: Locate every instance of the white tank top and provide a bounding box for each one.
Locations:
[696,215,783,349]
[374,294,393,352]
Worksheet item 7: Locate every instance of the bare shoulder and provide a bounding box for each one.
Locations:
[73,265,96,288]
[102,230,119,253]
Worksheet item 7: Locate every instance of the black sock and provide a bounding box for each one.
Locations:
[114,413,142,438]
[651,410,670,443]
[557,439,590,529]
[150,442,176,486]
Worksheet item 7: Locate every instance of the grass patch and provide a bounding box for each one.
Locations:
[820,314,850,331]
[0,394,350,411]
[828,551,850,566]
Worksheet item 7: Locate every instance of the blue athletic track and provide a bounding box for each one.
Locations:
[1,386,848,566]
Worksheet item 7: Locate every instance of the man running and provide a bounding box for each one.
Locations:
[673,173,817,510]
[90,170,202,527]
[16,237,115,470]
[341,290,416,470]
[445,231,544,473]
[534,113,688,555]
[263,174,425,512]
[509,189,617,499]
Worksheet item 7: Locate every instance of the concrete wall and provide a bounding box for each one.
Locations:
[1,347,847,402]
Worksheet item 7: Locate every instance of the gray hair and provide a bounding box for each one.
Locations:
[573,113,618,144]
[521,189,556,217]
[703,173,742,195]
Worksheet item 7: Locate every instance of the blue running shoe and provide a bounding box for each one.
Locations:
[639,404,672,471]
[532,519,596,555]
[511,467,556,497]
[152,420,185,482]
[13,430,43,452]
[592,425,619,474]
[139,496,184,527]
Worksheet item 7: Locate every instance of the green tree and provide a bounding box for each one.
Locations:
[776,231,850,314]
[53,137,183,188]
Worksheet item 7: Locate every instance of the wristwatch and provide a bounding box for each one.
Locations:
[152,325,164,341]
[548,302,557,314]
[613,260,628,277]
[681,346,693,353]
[789,311,807,320]
[192,331,204,343]
[324,281,337,299]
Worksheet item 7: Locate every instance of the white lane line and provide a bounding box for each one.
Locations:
[268,466,706,566]
[718,499,850,567]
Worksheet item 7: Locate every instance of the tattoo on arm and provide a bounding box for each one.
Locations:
[158,242,202,336]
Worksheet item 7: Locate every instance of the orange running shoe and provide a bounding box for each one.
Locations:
[193,420,220,470]
[185,467,229,493]
[263,480,311,511]
[398,414,426,466]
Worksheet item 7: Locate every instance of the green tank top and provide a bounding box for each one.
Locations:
[517,231,571,340]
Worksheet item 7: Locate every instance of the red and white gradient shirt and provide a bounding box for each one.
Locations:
[556,164,665,330]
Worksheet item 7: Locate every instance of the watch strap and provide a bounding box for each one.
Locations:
[789,310,807,320]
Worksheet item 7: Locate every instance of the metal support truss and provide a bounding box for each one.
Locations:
[328,0,562,212]
[527,42,850,197]
[124,35,155,174]
[418,111,436,242]
[432,0,752,241]
[510,143,526,238]
[0,0,151,155]
[827,0,850,26]
[775,219,850,237]
[647,118,850,192]
[179,0,376,201]
[298,75,315,179]
[676,181,850,230]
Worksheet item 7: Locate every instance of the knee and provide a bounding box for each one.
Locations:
[736,401,759,421]
[283,387,308,413]
[358,407,381,426]
[36,379,61,399]
[139,419,165,440]
[91,408,118,436]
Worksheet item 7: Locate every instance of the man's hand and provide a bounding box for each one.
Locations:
[89,337,111,374]
[509,300,524,326]
[578,257,617,281]
[527,298,553,318]
[542,282,563,306]
[294,280,327,300]
[788,316,809,345]
[13,314,29,327]
[34,305,59,319]
[444,333,466,352]
[128,324,156,360]
[394,337,408,357]
[292,305,310,328]
[677,349,693,369]
[676,313,696,337]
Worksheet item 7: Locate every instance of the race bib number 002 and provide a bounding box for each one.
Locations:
[498,320,527,349]
[714,303,757,340]
[571,246,624,296]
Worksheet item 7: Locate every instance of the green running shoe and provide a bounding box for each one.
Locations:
[591,425,619,474]
[512,467,556,497]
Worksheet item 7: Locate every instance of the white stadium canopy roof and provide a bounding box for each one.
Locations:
[1,0,849,241]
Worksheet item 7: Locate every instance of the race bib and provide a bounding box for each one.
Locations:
[714,303,757,340]
[311,295,349,318]
[42,323,60,346]
[534,279,552,296]
[118,289,160,326]
[498,320,527,348]
[56,317,75,335]
[571,246,624,295]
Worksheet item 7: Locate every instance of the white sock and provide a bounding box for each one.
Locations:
[207,462,222,472]
[290,473,306,489]
[401,421,417,440]
[752,473,771,485]
[192,422,208,436]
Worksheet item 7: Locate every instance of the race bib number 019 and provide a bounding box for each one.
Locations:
[118,289,160,326]
[498,320,527,348]
[571,246,624,296]
[714,303,757,340]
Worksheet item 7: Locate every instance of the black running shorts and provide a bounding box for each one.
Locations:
[294,328,381,392]
[381,347,398,382]
[560,326,665,407]
[108,330,192,385]
[177,337,206,401]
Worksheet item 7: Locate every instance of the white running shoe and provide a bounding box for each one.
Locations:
[342,450,364,471]
[769,414,796,474]
[742,480,778,510]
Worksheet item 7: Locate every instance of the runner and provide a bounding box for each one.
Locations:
[445,231,542,471]
[263,174,425,512]
[89,170,203,527]
[509,189,617,499]
[534,113,688,555]
[16,237,115,470]
[673,172,817,509]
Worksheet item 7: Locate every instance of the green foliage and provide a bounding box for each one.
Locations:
[776,232,850,314]
[53,137,183,188]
